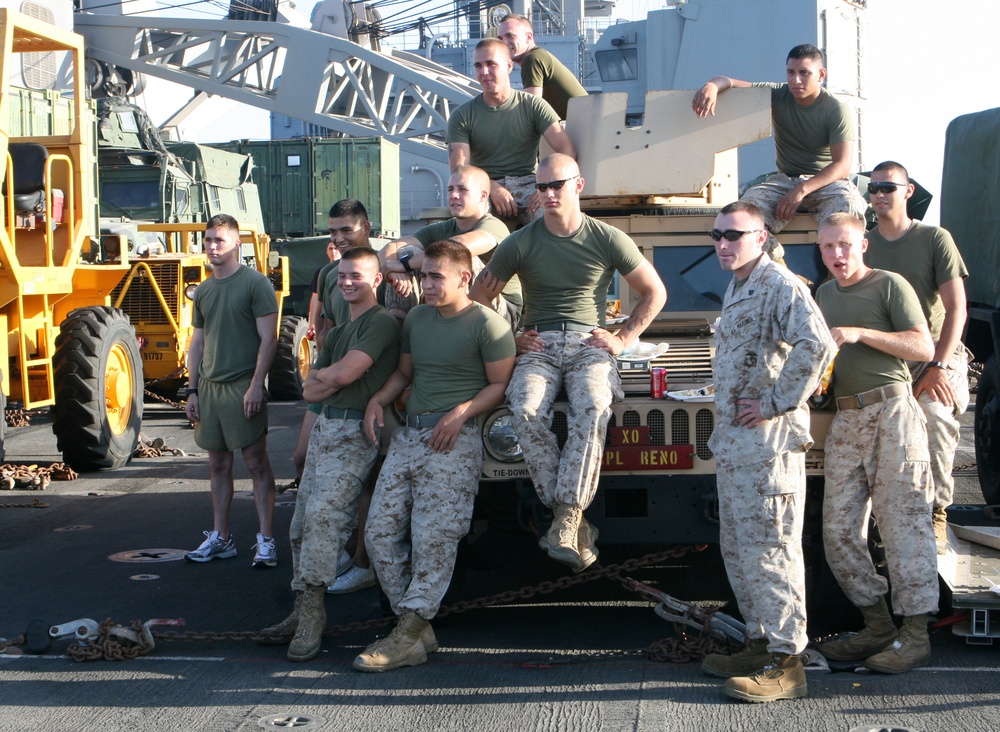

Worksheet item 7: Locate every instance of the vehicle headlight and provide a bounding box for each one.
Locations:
[184,283,198,300]
[484,411,523,463]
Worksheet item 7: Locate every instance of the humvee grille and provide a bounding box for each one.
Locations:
[548,402,715,461]
[112,263,179,325]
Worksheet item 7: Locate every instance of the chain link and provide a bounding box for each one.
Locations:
[0,463,77,491]
[133,434,186,459]
[13,545,720,662]
[4,407,30,428]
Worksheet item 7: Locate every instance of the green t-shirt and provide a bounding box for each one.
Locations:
[863,221,968,342]
[193,266,279,382]
[487,215,645,328]
[815,269,926,397]
[753,83,854,176]
[313,304,400,411]
[402,302,515,414]
[446,90,560,178]
[412,215,522,306]
[519,47,587,120]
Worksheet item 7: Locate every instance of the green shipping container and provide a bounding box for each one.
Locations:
[213,137,400,240]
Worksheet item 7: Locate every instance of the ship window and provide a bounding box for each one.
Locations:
[595,48,638,82]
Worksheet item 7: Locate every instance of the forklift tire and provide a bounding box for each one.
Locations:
[269,315,313,400]
[975,355,1000,504]
[52,306,143,471]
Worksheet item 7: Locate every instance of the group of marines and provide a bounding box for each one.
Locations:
[181,20,970,705]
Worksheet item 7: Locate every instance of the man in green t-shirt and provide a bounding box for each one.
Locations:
[447,37,575,228]
[380,165,520,324]
[355,240,515,673]
[259,247,400,662]
[864,160,970,552]
[498,13,587,120]
[692,44,866,252]
[184,214,280,569]
[814,213,938,675]
[469,154,666,572]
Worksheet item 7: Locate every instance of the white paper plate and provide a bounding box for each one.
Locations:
[619,342,670,360]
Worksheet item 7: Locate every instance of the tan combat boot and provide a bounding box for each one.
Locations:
[701,637,771,678]
[353,611,431,672]
[257,590,302,645]
[286,584,326,662]
[540,504,582,568]
[933,507,949,555]
[864,614,931,674]
[575,516,600,573]
[723,653,808,703]
[816,597,898,661]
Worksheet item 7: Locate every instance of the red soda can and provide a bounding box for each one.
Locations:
[650,367,667,399]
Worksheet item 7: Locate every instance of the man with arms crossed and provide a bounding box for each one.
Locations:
[184,214,279,569]
[380,165,521,323]
[469,153,666,572]
[260,247,399,661]
[692,44,866,250]
[700,201,835,703]
[497,13,587,120]
[356,240,515,672]
[448,38,575,227]
[864,160,970,553]
[815,213,938,674]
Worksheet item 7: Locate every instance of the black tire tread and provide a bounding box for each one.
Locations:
[269,315,311,400]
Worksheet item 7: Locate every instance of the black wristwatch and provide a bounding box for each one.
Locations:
[927,361,949,370]
[187,386,199,395]
[399,252,414,273]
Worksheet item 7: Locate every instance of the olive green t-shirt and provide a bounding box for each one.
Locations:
[412,215,522,307]
[863,221,968,342]
[487,215,645,328]
[402,302,515,415]
[753,83,854,176]
[815,269,926,397]
[519,47,587,120]
[446,90,560,178]
[314,304,400,411]
[193,266,279,382]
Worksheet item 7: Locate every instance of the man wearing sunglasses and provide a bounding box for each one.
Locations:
[863,161,970,554]
[692,44,866,251]
[447,38,576,228]
[469,153,666,572]
[701,201,835,703]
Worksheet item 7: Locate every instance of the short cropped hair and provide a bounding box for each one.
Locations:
[340,246,381,271]
[499,13,531,29]
[425,239,473,274]
[719,200,766,229]
[328,199,369,221]
[820,212,865,235]
[475,37,510,59]
[872,160,910,183]
[206,213,239,233]
[787,44,825,66]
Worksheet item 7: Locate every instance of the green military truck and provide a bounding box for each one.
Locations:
[940,107,1000,504]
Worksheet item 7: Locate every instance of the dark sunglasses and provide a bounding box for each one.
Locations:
[535,176,578,192]
[709,229,761,242]
[867,181,907,195]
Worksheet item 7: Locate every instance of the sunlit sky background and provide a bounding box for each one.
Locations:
[134,0,1000,224]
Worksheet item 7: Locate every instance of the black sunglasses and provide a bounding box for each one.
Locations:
[867,181,907,195]
[709,229,761,242]
[535,176,578,192]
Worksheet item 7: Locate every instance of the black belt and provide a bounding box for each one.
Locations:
[528,321,595,333]
[405,412,476,429]
[835,383,910,411]
[323,406,366,421]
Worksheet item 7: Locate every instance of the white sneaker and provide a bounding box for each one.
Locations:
[252,533,277,569]
[185,530,237,563]
[337,549,354,577]
[327,565,376,594]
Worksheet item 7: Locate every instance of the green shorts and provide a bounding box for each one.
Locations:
[194,376,268,452]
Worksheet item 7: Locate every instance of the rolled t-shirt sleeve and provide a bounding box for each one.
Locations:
[446,105,471,145]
